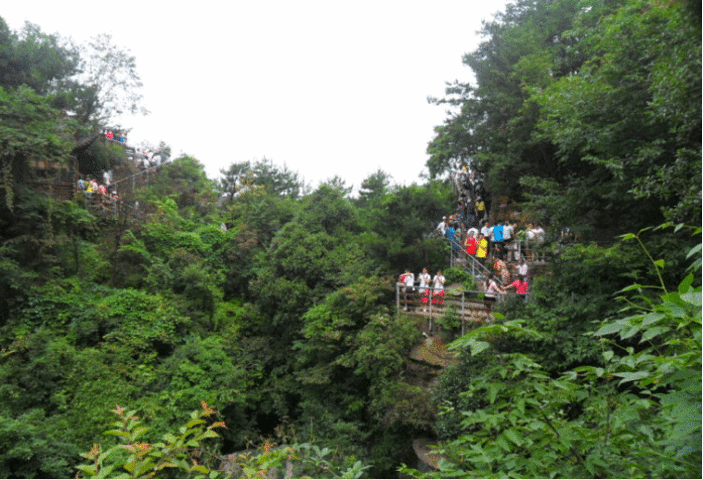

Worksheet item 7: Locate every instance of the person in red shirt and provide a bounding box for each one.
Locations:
[465,230,478,256]
[505,274,529,299]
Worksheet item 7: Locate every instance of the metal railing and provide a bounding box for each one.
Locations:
[396,284,525,335]
[447,240,492,282]
[82,192,136,217]
[112,164,162,196]
[77,164,162,219]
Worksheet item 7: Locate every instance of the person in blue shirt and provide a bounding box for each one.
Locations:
[446,223,457,247]
[446,222,464,258]
[492,222,504,257]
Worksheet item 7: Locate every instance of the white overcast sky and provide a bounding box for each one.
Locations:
[2,1,510,191]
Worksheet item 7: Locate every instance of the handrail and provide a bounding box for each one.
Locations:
[460,248,492,281]
[112,164,162,192]
[445,237,492,282]
[442,236,463,269]
[82,191,137,218]
[396,283,527,334]
[113,164,161,186]
[396,284,526,306]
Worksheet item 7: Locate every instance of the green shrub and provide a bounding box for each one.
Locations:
[443,267,476,291]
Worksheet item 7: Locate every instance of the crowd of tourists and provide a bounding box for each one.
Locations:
[398,268,445,313]
[134,148,167,170]
[398,164,546,312]
[437,217,545,262]
[397,253,530,312]
[77,175,120,203]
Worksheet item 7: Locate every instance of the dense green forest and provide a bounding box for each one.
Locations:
[0,0,700,478]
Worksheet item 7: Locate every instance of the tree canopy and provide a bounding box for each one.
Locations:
[426,0,701,238]
[0,17,148,210]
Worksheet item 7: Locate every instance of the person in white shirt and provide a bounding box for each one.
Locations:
[502,221,517,259]
[480,220,491,238]
[452,170,462,193]
[481,221,492,253]
[483,274,502,310]
[456,167,467,192]
[435,216,447,237]
[403,270,415,288]
[526,223,536,241]
[418,268,431,311]
[432,270,446,307]
[517,257,529,278]
[533,225,545,242]
[399,269,415,311]
[503,221,514,241]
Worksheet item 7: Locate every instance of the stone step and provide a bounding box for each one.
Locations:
[408,336,455,368]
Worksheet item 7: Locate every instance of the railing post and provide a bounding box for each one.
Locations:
[518,239,522,261]
[461,291,465,336]
[428,288,433,334]
[396,284,400,318]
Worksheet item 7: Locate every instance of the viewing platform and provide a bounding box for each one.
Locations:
[395,284,522,335]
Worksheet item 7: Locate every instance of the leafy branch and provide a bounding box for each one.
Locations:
[76,402,225,479]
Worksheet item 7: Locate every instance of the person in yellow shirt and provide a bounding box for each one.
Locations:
[85,176,94,199]
[477,234,488,264]
[475,197,486,223]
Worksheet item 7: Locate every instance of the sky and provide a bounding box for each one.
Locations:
[2,1,510,191]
